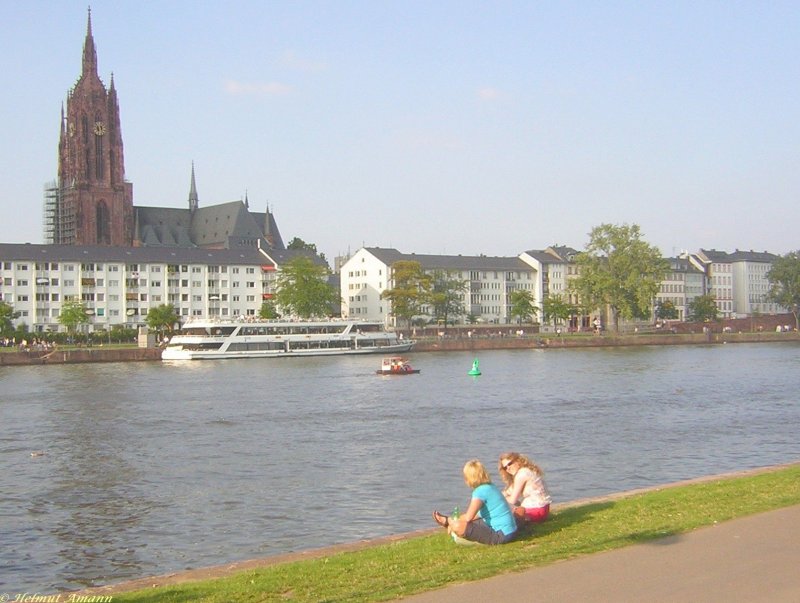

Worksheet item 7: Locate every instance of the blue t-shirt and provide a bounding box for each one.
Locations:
[473,483,517,536]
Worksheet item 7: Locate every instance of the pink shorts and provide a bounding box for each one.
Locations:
[516,504,550,523]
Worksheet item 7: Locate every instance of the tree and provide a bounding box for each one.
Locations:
[58,300,90,334]
[0,301,20,337]
[428,270,467,328]
[274,256,340,319]
[687,294,719,323]
[655,300,679,321]
[767,250,800,331]
[541,294,573,327]
[287,237,327,265]
[380,261,432,329]
[509,290,538,323]
[570,223,669,332]
[259,300,280,319]
[146,304,179,337]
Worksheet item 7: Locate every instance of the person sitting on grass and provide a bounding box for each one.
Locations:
[432,459,517,544]
[498,452,552,524]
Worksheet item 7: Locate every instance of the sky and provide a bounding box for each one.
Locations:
[1,1,798,262]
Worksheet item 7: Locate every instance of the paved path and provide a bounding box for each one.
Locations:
[400,505,800,603]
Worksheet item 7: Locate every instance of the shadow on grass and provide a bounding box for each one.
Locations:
[518,501,689,553]
[521,501,616,539]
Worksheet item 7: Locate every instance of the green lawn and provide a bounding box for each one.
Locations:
[106,464,800,603]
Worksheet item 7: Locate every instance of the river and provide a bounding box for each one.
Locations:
[1,342,798,591]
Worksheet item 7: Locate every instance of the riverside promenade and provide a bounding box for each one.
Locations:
[401,504,800,602]
[71,465,800,601]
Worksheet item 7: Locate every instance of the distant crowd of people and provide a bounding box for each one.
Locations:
[1,337,56,352]
[432,452,551,545]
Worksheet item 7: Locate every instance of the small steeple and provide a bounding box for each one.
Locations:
[188,161,199,212]
[244,190,250,210]
[82,7,98,79]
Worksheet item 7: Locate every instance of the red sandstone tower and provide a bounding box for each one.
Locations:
[55,9,133,246]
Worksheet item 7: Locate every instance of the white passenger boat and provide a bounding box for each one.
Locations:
[161,319,414,360]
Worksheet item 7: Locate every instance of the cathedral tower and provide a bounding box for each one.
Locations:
[55,9,133,245]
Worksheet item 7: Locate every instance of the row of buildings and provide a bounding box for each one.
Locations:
[0,242,786,334]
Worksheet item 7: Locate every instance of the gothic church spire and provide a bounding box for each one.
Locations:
[82,7,98,80]
[189,162,199,211]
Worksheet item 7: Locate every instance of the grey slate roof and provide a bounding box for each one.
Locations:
[364,247,532,271]
[699,248,778,264]
[133,201,285,250]
[0,243,321,267]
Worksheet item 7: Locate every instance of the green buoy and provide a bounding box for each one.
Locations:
[468,358,481,376]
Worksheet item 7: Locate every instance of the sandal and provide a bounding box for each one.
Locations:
[432,510,449,528]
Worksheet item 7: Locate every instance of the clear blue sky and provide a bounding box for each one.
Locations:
[1,1,798,261]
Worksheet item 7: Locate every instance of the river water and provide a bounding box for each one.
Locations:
[1,343,798,591]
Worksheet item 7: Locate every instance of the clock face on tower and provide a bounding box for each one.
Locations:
[94,121,106,136]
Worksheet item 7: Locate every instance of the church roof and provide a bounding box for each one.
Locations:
[134,201,285,250]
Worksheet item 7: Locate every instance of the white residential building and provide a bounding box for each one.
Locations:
[0,243,321,333]
[657,257,707,321]
[690,249,784,318]
[340,247,537,326]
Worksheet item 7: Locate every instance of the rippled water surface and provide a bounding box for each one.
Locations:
[1,342,798,591]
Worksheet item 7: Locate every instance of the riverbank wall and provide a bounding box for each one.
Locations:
[1,331,797,365]
[412,330,799,352]
[0,346,162,365]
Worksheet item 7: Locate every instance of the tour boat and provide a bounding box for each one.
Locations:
[376,356,420,375]
[162,319,414,360]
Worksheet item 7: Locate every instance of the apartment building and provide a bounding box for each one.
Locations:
[656,257,707,321]
[689,249,784,318]
[340,247,537,326]
[0,243,317,333]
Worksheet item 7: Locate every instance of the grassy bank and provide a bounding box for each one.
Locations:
[99,464,800,603]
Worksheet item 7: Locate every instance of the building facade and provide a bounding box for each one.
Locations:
[340,247,537,326]
[0,243,316,333]
[689,249,784,318]
[656,257,707,321]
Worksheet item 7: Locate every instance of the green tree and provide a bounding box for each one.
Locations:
[767,250,800,331]
[509,290,538,323]
[541,294,573,327]
[380,261,432,329]
[0,300,20,337]
[570,223,669,332]
[146,304,179,337]
[259,300,280,319]
[428,270,467,328]
[275,256,340,319]
[287,237,328,265]
[687,294,719,323]
[58,300,90,334]
[655,300,679,321]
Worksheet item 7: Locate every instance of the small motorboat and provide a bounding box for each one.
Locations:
[376,356,420,375]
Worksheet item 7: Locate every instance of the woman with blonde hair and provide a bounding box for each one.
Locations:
[432,459,517,544]
[499,452,551,524]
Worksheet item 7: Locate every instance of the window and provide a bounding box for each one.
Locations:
[17,280,28,287]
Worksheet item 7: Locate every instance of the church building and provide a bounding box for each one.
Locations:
[45,9,284,252]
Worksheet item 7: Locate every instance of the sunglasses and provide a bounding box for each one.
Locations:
[502,460,514,470]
